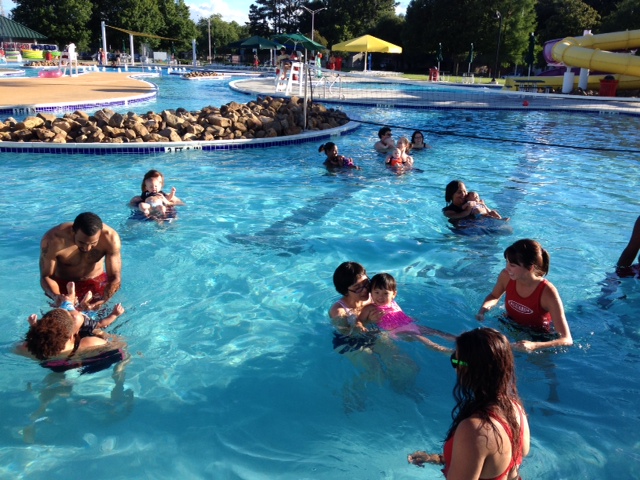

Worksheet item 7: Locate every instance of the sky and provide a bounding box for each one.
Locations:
[1,0,408,30]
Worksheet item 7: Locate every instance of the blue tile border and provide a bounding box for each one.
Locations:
[0,121,360,155]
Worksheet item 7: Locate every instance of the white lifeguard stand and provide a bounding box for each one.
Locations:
[275,61,305,95]
[59,43,79,76]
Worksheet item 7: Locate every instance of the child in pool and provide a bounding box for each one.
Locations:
[357,273,454,353]
[28,281,125,337]
[386,148,405,168]
[319,142,360,170]
[386,136,413,167]
[129,169,184,218]
[465,191,503,219]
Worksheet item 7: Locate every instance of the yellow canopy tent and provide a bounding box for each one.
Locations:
[331,34,402,71]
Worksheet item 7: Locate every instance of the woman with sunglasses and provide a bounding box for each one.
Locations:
[329,262,374,343]
[408,328,530,479]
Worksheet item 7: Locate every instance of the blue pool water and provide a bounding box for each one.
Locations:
[1,75,640,479]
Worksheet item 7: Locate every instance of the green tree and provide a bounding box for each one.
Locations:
[600,0,640,33]
[12,0,93,51]
[322,0,397,46]
[404,0,536,75]
[197,15,249,55]
[535,0,600,43]
[114,0,165,50]
[583,0,615,19]
[157,0,198,52]
[248,0,304,36]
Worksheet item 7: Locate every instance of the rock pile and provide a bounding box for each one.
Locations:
[182,71,228,79]
[25,61,59,68]
[0,97,350,144]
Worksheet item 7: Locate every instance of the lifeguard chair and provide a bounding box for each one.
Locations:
[59,43,79,76]
[275,61,305,95]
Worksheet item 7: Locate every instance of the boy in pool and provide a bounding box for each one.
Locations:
[357,273,454,353]
[465,191,504,219]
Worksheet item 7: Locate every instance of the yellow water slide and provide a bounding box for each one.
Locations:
[551,29,640,90]
[505,30,640,91]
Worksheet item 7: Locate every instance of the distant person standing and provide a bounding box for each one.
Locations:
[335,56,343,71]
[315,53,323,77]
[100,48,107,66]
[97,48,104,66]
[328,54,336,70]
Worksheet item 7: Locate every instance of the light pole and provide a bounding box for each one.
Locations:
[208,17,212,64]
[300,5,326,42]
[492,10,503,83]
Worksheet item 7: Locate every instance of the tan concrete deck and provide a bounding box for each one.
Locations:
[0,72,156,109]
[231,76,640,115]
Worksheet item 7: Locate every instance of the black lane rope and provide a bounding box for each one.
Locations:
[347,117,640,155]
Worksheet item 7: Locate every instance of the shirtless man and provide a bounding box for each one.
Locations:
[374,126,395,153]
[40,212,121,309]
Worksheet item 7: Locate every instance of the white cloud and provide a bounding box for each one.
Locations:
[187,0,250,24]
[395,1,408,16]
[1,0,16,16]
[2,0,249,27]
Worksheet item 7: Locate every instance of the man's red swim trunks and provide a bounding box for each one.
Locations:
[52,272,108,300]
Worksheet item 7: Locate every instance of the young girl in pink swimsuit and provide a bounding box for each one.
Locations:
[357,273,454,353]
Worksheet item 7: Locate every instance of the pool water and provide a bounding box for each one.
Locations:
[1,76,640,479]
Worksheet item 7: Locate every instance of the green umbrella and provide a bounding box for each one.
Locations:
[272,33,324,52]
[467,43,474,74]
[227,36,284,50]
[436,43,443,71]
[524,33,536,77]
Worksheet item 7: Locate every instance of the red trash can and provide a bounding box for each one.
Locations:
[429,68,439,82]
[599,77,619,97]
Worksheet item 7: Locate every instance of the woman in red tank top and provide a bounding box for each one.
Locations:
[408,328,530,479]
[476,239,573,352]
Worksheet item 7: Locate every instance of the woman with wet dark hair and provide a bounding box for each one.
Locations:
[408,328,530,479]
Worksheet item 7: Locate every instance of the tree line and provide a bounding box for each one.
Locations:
[8,0,639,72]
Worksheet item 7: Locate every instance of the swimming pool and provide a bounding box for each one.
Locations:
[1,76,640,479]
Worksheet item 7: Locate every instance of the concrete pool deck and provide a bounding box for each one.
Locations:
[0,72,157,116]
[1,69,639,117]
[230,76,640,116]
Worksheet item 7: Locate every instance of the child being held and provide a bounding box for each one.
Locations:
[28,281,125,338]
[319,142,360,170]
[386,148,405,168]
[130,169,184,219]
[357,273,454,353]
[465,191,504,219]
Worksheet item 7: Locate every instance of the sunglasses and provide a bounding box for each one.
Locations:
[348,278,370,294]
[450,352,468,369]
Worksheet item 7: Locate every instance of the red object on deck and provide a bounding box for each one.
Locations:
[599,79,619,97]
